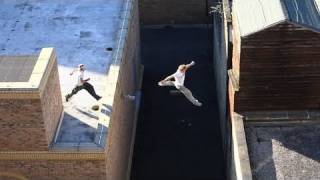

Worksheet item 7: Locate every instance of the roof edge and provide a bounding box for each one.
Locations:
[241,19,320,38]
[241,20,287,38]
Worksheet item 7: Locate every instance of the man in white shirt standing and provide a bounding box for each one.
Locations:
[158,61,202,106]
[65,64,101,102]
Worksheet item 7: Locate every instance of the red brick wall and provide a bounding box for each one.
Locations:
[231,13,241,78]
[0,99,48,151]
[41,58,63,145]
[0,160,106,180]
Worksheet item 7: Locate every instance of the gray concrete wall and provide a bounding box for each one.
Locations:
[230,113,252,180]
[212,0,230,168]
[105,0,142,179]
[139,0,209,25]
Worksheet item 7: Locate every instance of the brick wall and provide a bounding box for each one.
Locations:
[0,49,62,151]
[0,99,48,151]
[0,159,106,180]
[40,58,63,145]
[139,0,208,25]
[105,0,141,179]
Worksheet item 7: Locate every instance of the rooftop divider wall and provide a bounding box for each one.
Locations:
[105,0,142,179]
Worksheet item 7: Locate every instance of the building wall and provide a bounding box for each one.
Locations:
[227,6,253,180]
[0,98,48,151]
[40,56,63,145]
[139,0,208,25]
[212,0,230,164]
[106,0,141,179]
[234,22,320,112]
[0,159,106,180]
[0,49,62,151]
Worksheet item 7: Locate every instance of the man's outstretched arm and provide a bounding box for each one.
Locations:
[69,68,78,75]
[185,61,195,70]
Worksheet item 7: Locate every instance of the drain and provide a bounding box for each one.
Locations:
[106,47,113,51]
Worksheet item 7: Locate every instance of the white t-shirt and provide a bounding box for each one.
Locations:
[77,70,84,86]
[173,70,185,87]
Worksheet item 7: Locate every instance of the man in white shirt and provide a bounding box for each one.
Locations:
[158,61,202,106]
[65,64,101,102]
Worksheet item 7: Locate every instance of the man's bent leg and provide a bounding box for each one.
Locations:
[83,82,101,100]
[158,81,175,87]
[178,86,202,106]
[66,85,83,101]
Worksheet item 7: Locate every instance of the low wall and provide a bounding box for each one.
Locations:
[41,55,63,145]
[139,0,208,25]
[0,152,106,180]
[229,113,252,180]
[225,1,253,179]
[105,0,142,179]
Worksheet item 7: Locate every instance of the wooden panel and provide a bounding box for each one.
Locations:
[235,22,320,112]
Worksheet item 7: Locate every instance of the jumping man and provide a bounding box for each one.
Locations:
[65,64,101,102]
[158,61,202,106]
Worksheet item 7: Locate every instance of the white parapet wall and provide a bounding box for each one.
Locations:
[231,112,253,180]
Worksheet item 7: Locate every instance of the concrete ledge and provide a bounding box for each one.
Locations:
[244,110,320,126]
[0,48,56,99]
[232,112,253,180]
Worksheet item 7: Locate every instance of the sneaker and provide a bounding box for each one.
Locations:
[194,100,202,107]
[65,95,70,102]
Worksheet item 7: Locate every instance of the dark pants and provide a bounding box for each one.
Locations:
[67,82,101,100]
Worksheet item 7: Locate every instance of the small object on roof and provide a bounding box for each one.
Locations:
[91,105,99,111]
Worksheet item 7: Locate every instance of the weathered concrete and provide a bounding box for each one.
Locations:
[246,124,320,180]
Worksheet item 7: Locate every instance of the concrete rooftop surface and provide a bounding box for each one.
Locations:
[0,56,37,82]
[246,124,320,180]
[0,0,123,150]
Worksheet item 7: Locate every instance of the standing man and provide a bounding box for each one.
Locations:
[65,64,101,102]
[158,61,202,106]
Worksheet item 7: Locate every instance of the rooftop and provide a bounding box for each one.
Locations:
[0,0,123,150]
[246,124,320,179]
[234,0,320,37]
[0,56,37,82]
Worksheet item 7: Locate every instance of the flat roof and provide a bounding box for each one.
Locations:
[246,124,320,179]
[0,56,37,82]
[0,0,123,150]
